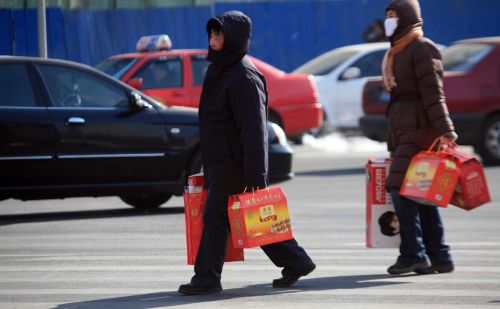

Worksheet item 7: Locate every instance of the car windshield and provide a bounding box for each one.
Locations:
[293,50,357,76]
[442,43,493,72]
[96,58,138,79]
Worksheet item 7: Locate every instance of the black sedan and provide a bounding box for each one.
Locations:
[0,56,293,210]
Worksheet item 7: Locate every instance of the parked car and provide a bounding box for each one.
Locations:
[96,35,323,143]
[0,56,294,210]
[293,42,390,133]
[359,37,500,165]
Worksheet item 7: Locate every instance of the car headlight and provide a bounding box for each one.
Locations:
[269,122,287,145]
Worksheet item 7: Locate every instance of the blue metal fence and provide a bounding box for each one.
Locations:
[0,0,499,72]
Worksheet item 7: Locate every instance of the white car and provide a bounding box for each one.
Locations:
[294,42,390,132]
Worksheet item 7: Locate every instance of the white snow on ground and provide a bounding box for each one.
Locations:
[302,131,475,155]
[302,132,388,154]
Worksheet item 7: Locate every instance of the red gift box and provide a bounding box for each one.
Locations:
[184,173,244,265]
[228,186,293,248]
[366,158,400,248]
[444,145,491,210]
[400,140,460,207]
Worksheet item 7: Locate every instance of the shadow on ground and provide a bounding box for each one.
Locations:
[295,167,365,177]
[0,206,184,226]
[51,274,404,309]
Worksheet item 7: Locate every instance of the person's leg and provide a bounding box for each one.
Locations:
[388,189,430,274]
[261,239,315,287]
[179,188,230,294]
[262,238,315,275]
[418,204,453,273]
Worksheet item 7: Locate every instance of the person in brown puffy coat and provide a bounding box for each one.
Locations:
[381,0,458,275]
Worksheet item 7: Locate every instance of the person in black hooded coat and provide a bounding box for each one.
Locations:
[178,11,315,295]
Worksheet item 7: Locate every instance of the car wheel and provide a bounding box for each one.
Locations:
[268,111,283,128]
[308,112,333,137]
[477,114,500,165]
[120,194,172,210]
[269,111,303,145]
[288,133,304,145]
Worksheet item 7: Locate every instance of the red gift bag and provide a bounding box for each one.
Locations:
[400,139,460,207]
[183,173,244,265]
[228,186,293,248]
[444,144,491,210]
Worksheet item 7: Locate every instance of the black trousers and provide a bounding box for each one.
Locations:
[191,182,313,286]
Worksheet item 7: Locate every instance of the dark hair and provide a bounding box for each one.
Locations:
[207,18,223,35]
[378,211,398,236]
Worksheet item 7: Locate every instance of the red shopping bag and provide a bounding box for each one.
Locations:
[400,138,460,207]
[366,158,400,248]
[183,173,244,265]
[228,186,293,248]
[443,144,491,210]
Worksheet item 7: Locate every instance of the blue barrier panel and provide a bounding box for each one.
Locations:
[0,9,13,54]
[13,9,38,57]
[1,1,498,69]
[46,8,66,60]
[214,0,499,72]
[62,6,211,66]
[421,0,500,45]
[214,0,386,71]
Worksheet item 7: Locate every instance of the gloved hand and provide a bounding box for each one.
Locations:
[442,131,458,143]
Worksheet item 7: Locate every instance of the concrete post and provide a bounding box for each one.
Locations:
[37,0,47,58]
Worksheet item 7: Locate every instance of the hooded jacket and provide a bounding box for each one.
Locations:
[384,0,455,189]
[199,11,268,189]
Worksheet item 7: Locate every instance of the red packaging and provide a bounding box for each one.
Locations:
[228,186,293,248]
[445,146,491,210]
[184,173,244,265]
[400,150,459,207]
[366,158,400,248]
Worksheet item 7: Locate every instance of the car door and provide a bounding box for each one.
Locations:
[0,62,57,190]
[130,56,189,107]
[333,49,387,128]
[36,63,169,186]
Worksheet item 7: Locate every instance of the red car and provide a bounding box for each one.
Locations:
[360,37,500,165]
[96,35,323,141]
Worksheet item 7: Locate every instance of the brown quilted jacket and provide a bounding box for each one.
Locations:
[385,0,455,189]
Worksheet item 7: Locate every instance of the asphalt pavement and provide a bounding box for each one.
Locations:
[1,139,499,308]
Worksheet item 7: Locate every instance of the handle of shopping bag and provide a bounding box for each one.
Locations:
[427,136,444,152]
[243,185,271,195]
[426,136,457,154]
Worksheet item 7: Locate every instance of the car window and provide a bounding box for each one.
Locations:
[293,50,357,76]
[442,43,494,72]
[95,58,139,79]
[132,57,182,89]
[191,55,209,86]
[347,50,387,78]
[0,63,38,107]
[37,64,129,108]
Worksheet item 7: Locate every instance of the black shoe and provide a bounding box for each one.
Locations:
[416,261,454,274]
[178,282,222,295]
[273,262,316,288]
[387,259,430,275]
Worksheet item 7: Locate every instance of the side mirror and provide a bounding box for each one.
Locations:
[127,78,143,89]
[340,67,361,80]
[129,91,152,109]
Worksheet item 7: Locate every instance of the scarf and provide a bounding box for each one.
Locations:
[381,27,423,92]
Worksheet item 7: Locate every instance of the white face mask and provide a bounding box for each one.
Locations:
[384,17,399,37]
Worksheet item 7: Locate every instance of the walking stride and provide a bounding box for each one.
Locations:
[381,0,458,275]
[178,11,315,295]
